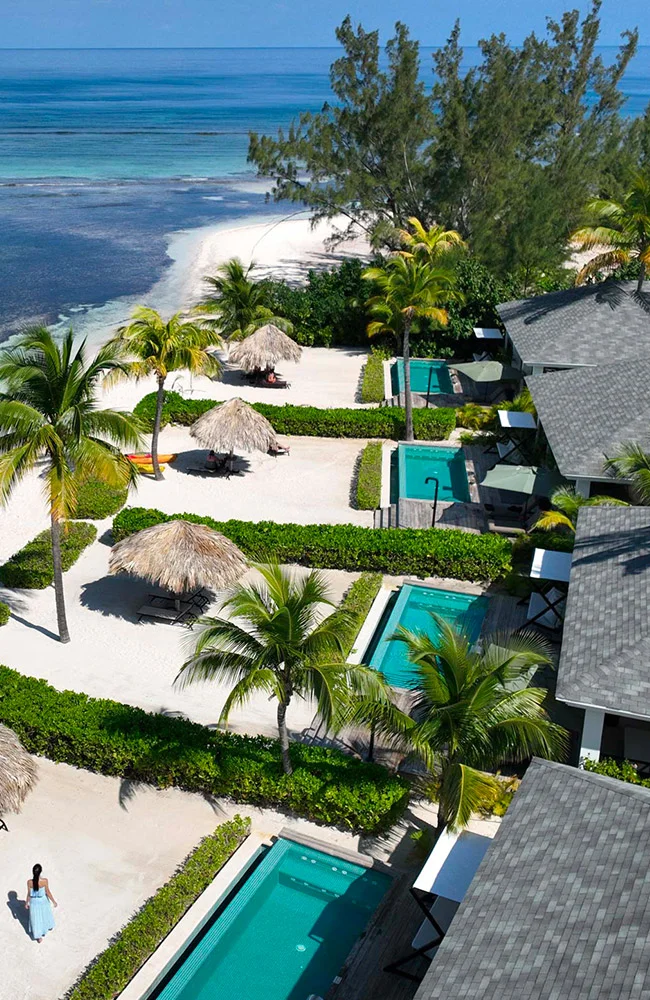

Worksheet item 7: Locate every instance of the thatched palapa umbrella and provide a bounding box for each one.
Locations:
[0,724,38,829]
[229,323,302,373]
[190,397,278,460]
[109,519,248,602]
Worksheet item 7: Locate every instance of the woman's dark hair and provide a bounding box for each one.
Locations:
[32,864,42,891]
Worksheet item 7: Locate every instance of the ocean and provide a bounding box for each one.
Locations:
[0,46,649,342]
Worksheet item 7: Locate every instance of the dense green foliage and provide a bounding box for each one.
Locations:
[0,522,97,589]
[67,817,250,1000]
[72,478,128,519]
[512,530,575,571]
[0,666,409,834]
[356,442,382,509]
[336,573,382,658]
[583,757,650,788]
[0,602,10,627]
[113,507,512,581]
[360,352,386,403]
[133,390,456,441]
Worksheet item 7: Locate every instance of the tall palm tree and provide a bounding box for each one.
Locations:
[197,258,292,341]
[175,565,388,775]
[572,172,650,293]
[108,307,222,480]
[348,617,567,833]
[398,216,466,263]
[604,442,650,503]
[0,328,142,642]
[363,255,462,440]
[533,484,628,534]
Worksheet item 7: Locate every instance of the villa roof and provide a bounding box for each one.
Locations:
[497,281,650,369]
[556,506,650,717]
[526,361,650,480]
[414,758,650,1000]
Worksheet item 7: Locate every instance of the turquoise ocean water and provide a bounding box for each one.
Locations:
[0,46,648,340]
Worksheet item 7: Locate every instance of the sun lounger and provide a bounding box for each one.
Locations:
[269,443,290,456]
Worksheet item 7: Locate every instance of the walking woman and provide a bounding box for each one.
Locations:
[25,863,57,942]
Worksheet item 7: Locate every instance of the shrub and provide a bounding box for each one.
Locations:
[356,443,382,510]
[333,573,382,659]
[73,478,128,520]
[360,353,386,403]
[132,391,456,442]
[455,403,495,431]
[113,507,512,582]
[512,530,574,572]
[583,757,650,789]
[0,602,10,627]
[67,816,250,1000]
[0,666,409,835]
[0,522,97,589]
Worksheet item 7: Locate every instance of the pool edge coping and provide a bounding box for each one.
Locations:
[347,584,395,665]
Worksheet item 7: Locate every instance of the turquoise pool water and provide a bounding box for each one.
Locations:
[367,584,489,688]
[391,359,453,395]
[157,838,390,1000]
[398,444,470,503]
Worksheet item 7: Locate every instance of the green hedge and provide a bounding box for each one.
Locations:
[0,666,409,834]
[583,757,650,788]
[0,602,9,627]
[360,354,386,403]
[113,507,512,582]
[73,478,128,520]
[132,391,455,441]
[356,443,382,510]
[0,522,97,589]
[67,817,250,1000]
[335,573,382,659]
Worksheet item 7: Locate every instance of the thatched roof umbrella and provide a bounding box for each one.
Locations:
[109,519,248,604]
[190,397,278,460]
[229,323,302,373]
[0,725,38,827]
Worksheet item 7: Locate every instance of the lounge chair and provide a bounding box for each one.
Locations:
[269,443,290,456]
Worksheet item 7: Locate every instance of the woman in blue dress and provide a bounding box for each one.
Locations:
[25,863,57,942]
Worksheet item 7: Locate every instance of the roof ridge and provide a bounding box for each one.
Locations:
[531,757,650,804]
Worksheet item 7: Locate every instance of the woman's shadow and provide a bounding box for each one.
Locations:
[7,891,30,936]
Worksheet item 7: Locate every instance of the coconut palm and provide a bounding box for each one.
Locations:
[0,328,142,642]
[347,617,567,833]
[197,258,292,341]
[175,564,389,775]
[533,484,628,534]
[604,442,650,503]
[108,307,222,480]
[398,217,466,263]
[363,255,462,440]
[572,172,650,292]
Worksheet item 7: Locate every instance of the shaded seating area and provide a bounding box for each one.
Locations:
[189,397,281,475]
[228,323,301,389]
[525,547,571,632]
[452,360,521,403]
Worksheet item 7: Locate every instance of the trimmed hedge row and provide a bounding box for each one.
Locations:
[0,522,97,589]
[73,478,128,520]
[113,507,512,582]
[0,602,9,627]
[132,390,456,441]
[356,442,382,510]
[360,354,386,403]
[0,666,409,834]
[67,817,250,1000]
[336,573,382,658]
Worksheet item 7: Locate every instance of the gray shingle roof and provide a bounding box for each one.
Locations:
[497,281,650,368]
[526,361,650,480]
[415,759,650,1000]
[556,506,650,716]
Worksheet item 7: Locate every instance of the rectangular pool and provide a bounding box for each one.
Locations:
[156,838,390,1000]
[367,584,489,688]
[398,443,470,503]
[391,358,453,395]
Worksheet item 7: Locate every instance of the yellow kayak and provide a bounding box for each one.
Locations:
[127,453,177,464]
[137,464,166,475]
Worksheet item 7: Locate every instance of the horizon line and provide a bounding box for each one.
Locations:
[0,43,640,50]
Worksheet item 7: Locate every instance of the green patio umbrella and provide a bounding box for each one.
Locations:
[452,361,522,383]
[480,464,562,497]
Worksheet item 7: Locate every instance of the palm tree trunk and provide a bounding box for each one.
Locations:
[403,315,414,442]
[277,700,293,776]
[50,515,70,643]
[151,376,166,481]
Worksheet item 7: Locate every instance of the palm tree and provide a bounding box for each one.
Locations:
[197,258,292,341]
[533,484,628,534]
[604,442,650,503]
[363,255,462,440]
[398,216,466,263]
[0,328,142,642]
[572,172,650,293]
[348,617,567,833]
[175,565,388,775]
[109,307,222,480]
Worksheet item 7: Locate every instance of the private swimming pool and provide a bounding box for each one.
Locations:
[391,358,453,396]
[366,583,489,688]
[398,443,471,503]
[156,838,390,1000]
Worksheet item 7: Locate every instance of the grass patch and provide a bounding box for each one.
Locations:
[73,478,128,520]
[356,442,383,509]
[0,522,97,589]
